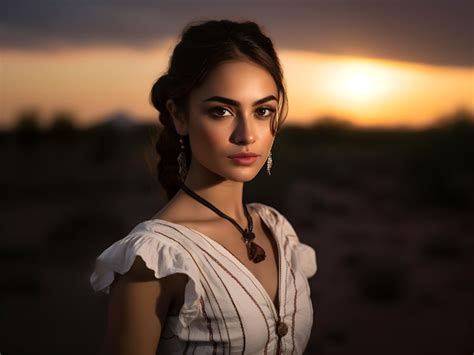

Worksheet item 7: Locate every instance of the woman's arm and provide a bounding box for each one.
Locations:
[100,255,187,355]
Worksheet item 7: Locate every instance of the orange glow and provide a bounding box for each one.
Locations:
[334,62,392,104]
[280,50,474,128]
[1,42,473,129]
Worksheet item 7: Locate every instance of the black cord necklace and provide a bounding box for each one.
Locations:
[180,183,266,263]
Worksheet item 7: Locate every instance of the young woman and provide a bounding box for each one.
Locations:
[90,19,317,355]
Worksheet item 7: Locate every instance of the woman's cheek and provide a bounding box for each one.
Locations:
[190,125,226,167]
[200,126,225,154]
[257,124,274,149]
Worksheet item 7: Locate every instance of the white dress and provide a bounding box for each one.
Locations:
[90,202,318,355]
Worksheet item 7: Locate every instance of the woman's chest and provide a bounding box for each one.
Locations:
[164,244,314,354]
[184,210,281,307]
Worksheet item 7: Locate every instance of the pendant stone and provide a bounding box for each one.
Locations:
[243,229,266,263]
[246,241,266,263]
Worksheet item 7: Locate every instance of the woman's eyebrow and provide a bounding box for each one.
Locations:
[202,95,277,107]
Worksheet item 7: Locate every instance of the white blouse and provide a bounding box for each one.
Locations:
[90,202,318,355]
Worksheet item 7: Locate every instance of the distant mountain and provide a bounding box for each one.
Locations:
[100,111,138,130]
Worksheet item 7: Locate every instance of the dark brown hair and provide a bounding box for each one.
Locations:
[150,19,288,201]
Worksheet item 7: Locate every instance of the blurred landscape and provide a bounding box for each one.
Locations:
[1,108,473,355]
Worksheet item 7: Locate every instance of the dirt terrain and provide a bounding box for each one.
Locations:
[1,111,472,354]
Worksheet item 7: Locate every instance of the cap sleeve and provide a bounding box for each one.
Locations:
[279,212,318,279]
[89,231,203,328]
[292,241,317,278]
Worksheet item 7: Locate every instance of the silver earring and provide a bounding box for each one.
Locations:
[266,151,273,176]
[177,135,187,182]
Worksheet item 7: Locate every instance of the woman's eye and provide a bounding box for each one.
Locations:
[209,107,232,118]
[256,107,276,118]
[208,106,275,119]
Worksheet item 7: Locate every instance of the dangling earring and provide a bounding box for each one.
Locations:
[266,150,273,176]
[177,135,187,182]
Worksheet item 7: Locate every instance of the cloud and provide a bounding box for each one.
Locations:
[1,0,472,67]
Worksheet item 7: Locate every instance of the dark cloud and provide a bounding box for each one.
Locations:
[1,0,472,67]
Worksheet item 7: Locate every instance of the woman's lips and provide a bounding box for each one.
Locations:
[228,155,259,166]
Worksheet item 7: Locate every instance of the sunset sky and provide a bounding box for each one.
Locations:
[1,0,473,129]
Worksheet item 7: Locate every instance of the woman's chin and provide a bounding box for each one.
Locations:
[227,170,261,182]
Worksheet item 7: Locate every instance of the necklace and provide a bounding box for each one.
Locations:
[180,183,266,263]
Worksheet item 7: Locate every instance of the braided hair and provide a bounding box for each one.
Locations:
[150,19,289,201]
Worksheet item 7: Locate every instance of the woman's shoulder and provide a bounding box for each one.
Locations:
[126,216,218,247]
[247,201,286,224]
[89,219,203,290]
[248,201,297,236]
[90,218,205,327]
[250,201,318,279]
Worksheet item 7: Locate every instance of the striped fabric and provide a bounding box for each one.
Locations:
[90,202,317,354]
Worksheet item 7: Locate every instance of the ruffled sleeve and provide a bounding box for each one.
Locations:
[89,230,203,328]
[291,241,317,278]
[269,206,318,279]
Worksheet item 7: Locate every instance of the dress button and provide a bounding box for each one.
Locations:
[276,321,288,337]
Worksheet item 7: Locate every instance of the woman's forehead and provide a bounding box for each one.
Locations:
[191,61,278,103]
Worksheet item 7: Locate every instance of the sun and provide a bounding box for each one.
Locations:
[325,59,393,105]
[343,71,374,99]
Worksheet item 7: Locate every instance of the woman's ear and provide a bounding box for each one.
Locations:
[166,99,188,135]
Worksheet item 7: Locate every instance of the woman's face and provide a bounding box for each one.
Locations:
[180,59,278,183]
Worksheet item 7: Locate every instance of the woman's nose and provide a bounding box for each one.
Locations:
[233,114,256,145]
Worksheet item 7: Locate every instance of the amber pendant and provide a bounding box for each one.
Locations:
[246,240,266,263]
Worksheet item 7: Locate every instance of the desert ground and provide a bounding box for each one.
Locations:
[1,110,472,354]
